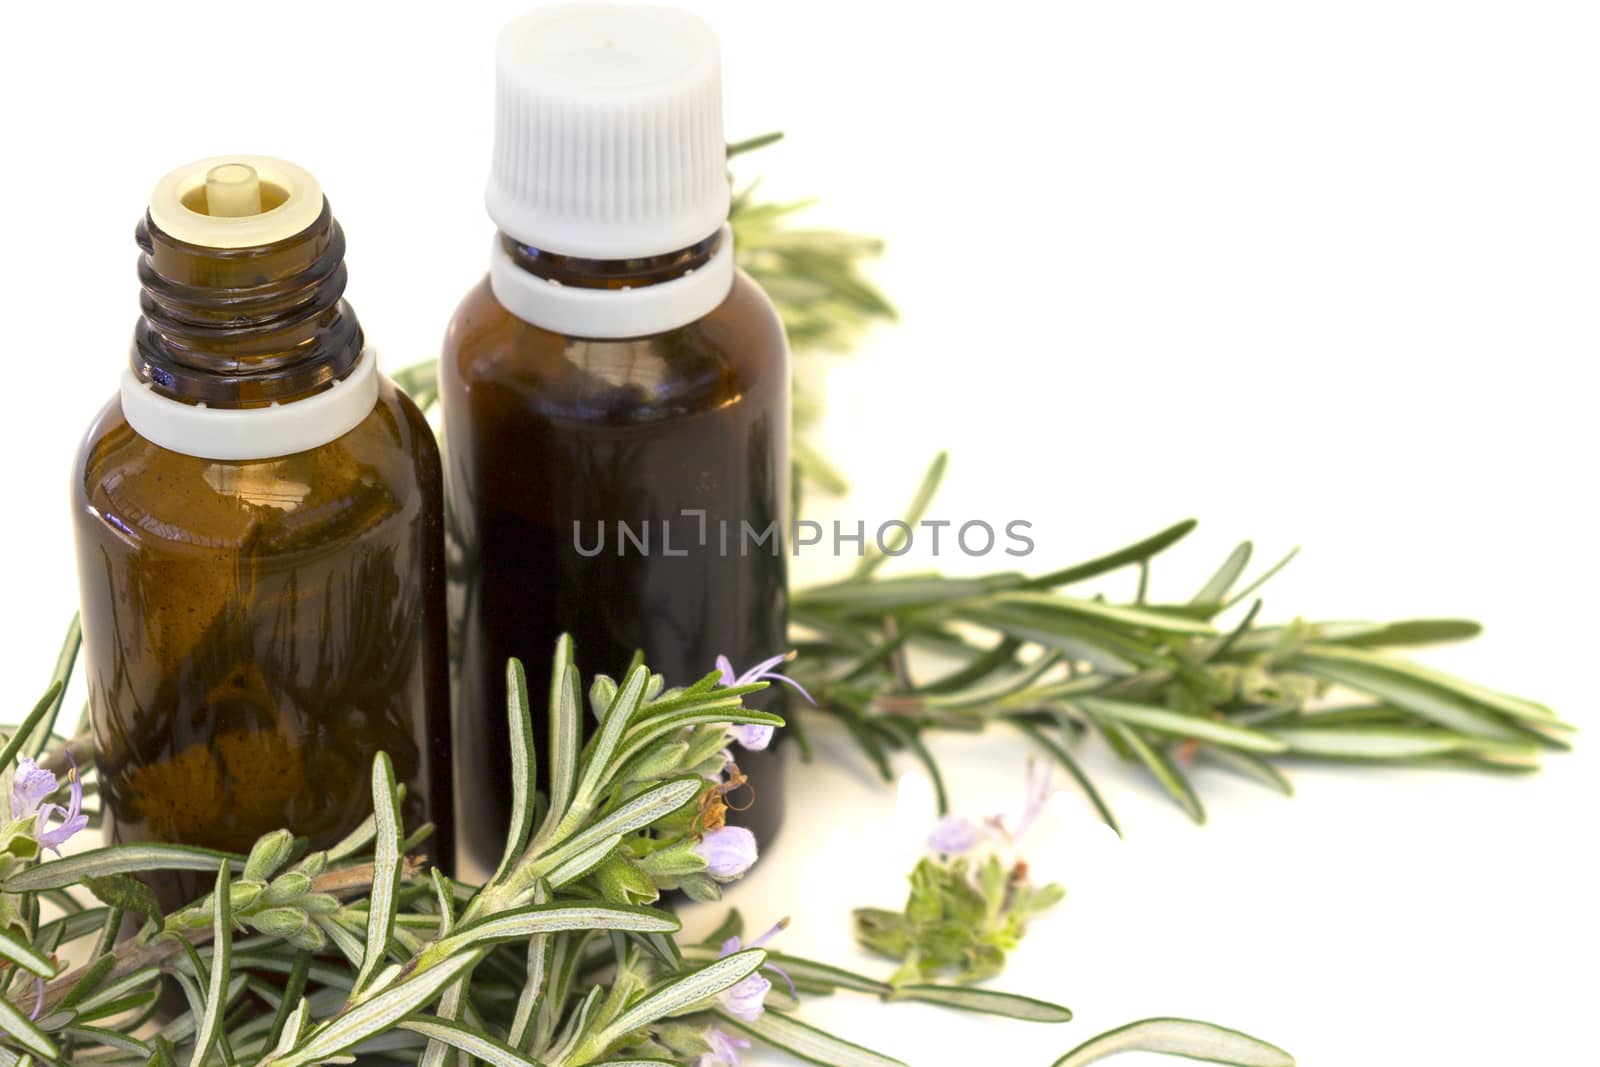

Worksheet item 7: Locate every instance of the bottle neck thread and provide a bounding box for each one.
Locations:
[499,229,721,289]
[133,201,363,408]
[488,224,736,339]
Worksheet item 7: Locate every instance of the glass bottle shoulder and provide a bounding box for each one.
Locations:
[73,378,440,558]
[442,269,787,425]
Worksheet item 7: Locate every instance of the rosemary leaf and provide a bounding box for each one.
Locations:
[186,862,232,1067]
[719,1007,908,1067]
[401,1016,540,1067]
[1051,1017,1296,1067]
[4,844,243,894]
[494,658,538,884]
[351,752,403,999]
[887,984,1073,1022]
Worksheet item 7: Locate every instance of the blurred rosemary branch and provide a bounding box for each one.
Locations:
[789,454,1572,830]
[728,132,894,494]
[727,132,894,361]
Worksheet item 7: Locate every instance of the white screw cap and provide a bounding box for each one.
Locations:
[487,4,730,259]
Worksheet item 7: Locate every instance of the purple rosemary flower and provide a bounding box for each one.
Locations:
[716,918,794,1022]
[926,760,1054,857]
[719,965,771,1022]
[694,825,758,880]
[927,814,980,855]
[715,652,814,751]
[9,757,58,819]
[698,1026,752,1067]
[10,753,88,854]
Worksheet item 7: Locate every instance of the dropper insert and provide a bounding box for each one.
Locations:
[204,163,263,217]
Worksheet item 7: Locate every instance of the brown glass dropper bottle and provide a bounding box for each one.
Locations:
[443,5,792,875]
[72,156,453,908]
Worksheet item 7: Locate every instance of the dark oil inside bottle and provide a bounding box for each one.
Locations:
[443,240,790,874]
[72,195,453,909]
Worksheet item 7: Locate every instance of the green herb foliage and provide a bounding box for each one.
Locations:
[792,454,1569,830]
[855,854,1066,988]
[1,622,1290,1066]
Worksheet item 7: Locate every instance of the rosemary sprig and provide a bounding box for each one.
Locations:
[0,623,1289,1066]
[855,762,1066,990]
[791,454,1571,829]
[855,853,1066,988]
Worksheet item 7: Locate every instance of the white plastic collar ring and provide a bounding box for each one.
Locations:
[488,225,735,339]
[120,347,380,461]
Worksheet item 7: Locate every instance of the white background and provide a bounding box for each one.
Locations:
[2,1,1597,1064]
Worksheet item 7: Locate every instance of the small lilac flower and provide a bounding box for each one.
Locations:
[698,1026,751,1067]
[34,753,89,855]
[927,814,980,855]
[9,753,88,854]
[694,825,757,880]
[716,919,794,1022]
[929,761,1054,858]
[729,723,774,752]
[719,965,771,1022]
[989,760,1051,844]
[9,757,59,820]
[715,652,814,752]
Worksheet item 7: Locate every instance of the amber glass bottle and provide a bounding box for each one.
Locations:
[72,157,452,907]
[444,6,791,873]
